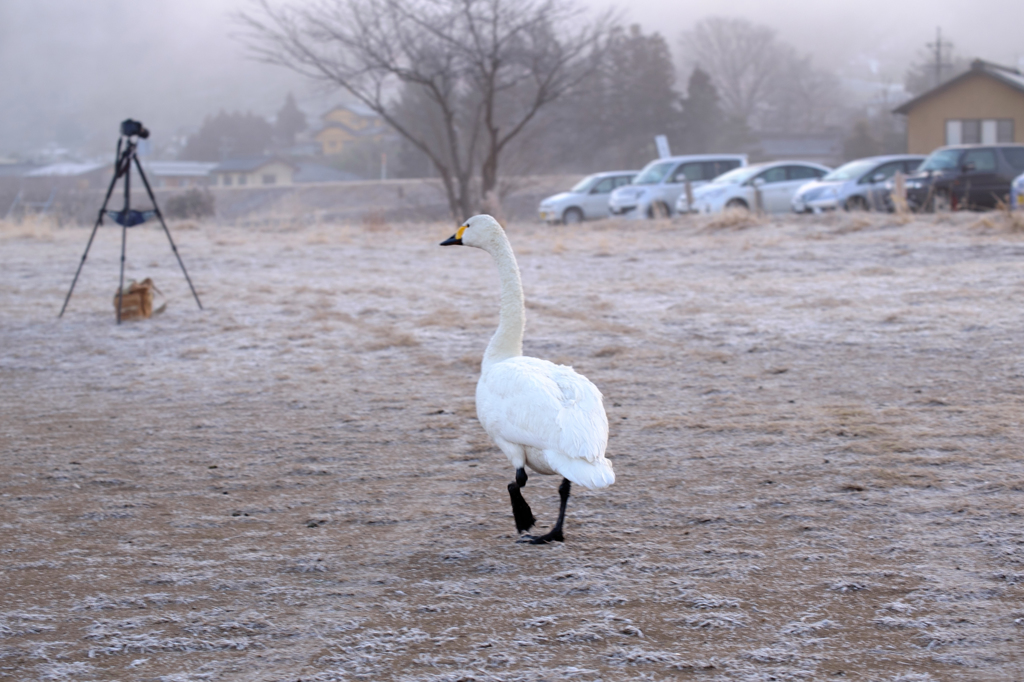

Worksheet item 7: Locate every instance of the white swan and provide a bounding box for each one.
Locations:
[441,214,614,544]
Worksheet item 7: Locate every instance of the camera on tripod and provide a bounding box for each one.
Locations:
[60,119,202,323]
[120,118,149,139]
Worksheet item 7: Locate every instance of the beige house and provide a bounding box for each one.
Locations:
[211,158,296,187]
[894,60,1024,154]
[314,104,388,156]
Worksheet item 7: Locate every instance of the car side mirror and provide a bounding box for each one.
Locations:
[962,162,976,172]
[751,177,766,187]
[871,172,886,183]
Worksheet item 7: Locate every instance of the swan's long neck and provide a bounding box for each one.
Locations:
[482,233,524,368]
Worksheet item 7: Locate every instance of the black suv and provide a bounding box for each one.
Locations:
[904,144,1024,211]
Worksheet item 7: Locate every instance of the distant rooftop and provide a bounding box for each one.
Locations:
[212,157,297,173]
[894,59,1024,114]
[26,162,106,177]
[145,161,218,177]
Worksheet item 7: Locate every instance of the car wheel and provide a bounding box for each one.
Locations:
[932,190,951,213]
[562,207,583,225]
[649,202,671,219]
[725,198,749,211]
[845,196,869,212]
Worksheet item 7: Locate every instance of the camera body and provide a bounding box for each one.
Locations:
[120,119,150,139]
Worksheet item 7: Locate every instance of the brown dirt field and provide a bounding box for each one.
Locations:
[1,211,1023,681]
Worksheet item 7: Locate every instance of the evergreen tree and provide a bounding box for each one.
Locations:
[274,92,307,147]
[179,111,275,161]
[602,25,681,167]
[679,67,721,153]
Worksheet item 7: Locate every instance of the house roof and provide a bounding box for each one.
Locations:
[293,162,361,183]
[893,59,1024,115]
[322,103,379,120]
[145,161,218,177]
[212,157,297,173]
[26,162,106,177]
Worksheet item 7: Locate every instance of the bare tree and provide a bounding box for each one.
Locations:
[239,0,612,221]
[679,17,785,128]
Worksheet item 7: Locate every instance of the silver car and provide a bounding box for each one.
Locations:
[609,154,746,219]
[792,155,924,213]
[538,171,637,224]
[691,161,831,214]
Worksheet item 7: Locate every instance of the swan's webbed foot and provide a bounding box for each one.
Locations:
[516,527,564,544]
[508,468,535,533]
[516,478,571,545]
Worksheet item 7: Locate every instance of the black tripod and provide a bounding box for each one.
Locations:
[59,120,203,323]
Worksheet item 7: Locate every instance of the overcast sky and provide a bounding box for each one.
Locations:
[1,0,1021,158]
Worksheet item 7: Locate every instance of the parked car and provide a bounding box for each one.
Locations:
[608,154,746,219]
[538,171,637,224]
[1013,171,1024,210]
[690,161,831,214]
[791,154,925,213]
[904,144,1024,211]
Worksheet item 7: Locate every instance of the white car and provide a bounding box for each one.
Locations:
[538,171,637,224]
[690,161,831,214]
[1013,171,1024,210]
[608,154,746,219]
[791,155,924,213]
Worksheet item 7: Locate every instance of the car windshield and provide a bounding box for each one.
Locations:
[822,159,878,182]
[920,149,961,171]
[711,166,763,185]
[633,161,674,185]
[569,175,598,193]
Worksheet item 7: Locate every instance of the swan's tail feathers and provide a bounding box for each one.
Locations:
[553,454,615,490]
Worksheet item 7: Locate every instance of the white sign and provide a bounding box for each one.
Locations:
[655,135,671,159]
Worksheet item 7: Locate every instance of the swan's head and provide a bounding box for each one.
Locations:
[440,214,504,250]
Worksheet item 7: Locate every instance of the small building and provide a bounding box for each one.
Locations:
[211,158,296,188]
[144,161,218,188]
[893,59,1024,154]
[314,104,389,156]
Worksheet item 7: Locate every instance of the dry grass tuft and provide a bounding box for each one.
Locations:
[362,209,389,232]
[0,214,60,240]
[696,208,764,232]
[970,201,1024,233]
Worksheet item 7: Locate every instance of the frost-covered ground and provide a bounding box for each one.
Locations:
[1,211,1023,681]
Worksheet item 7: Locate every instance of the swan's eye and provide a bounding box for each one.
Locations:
[456,224,468,239]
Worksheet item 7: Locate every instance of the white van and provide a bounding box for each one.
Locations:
[608,154,747,219]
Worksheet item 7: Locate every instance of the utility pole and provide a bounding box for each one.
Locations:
[926,27,953,88]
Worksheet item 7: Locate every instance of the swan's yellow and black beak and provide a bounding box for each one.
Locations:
[440,223,468,246]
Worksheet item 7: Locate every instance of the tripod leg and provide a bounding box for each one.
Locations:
[117,223,127,324]
[133,157,203,311]
[59,154,125,318]
[58,218,102,318]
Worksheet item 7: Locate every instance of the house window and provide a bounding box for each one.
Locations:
[962,119,981,144]
[946,118,1015,145]
[262,174,276,185]
[997,119,1015,142]
[239,174,248,186]
[223,174,232,186]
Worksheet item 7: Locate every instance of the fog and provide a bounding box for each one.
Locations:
[1,0,1021,159]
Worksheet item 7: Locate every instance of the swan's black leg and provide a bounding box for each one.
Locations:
[508,467,535,533]
[522,478,571,545]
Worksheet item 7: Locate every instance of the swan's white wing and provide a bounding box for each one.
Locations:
[477,356,609,464]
